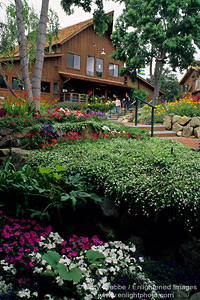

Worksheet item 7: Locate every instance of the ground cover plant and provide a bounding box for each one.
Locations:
[29,137,200,232]
[131,96,200,124]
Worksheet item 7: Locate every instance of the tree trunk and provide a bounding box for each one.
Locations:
[32,0,49,110]
[14,0,32,99]
[0,62,24,101]
[152,54,165,105]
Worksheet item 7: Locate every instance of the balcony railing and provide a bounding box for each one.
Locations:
[60,93,88,103]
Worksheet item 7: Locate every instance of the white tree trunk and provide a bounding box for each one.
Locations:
[152,54,165,105]
[14,0,32,99]
[32,0,49,109]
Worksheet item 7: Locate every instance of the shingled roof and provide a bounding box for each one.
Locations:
[51,10,114,46]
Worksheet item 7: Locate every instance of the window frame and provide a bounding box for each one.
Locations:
[109,63,119,78]
[96,58,103,78]
[67,53,80,70]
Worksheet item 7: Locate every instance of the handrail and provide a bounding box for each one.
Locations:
[133,95,156,137]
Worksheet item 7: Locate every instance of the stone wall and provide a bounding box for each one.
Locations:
[0,127,31,170]
[163,115,200,138]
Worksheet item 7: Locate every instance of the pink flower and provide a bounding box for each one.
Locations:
[29,262,34,267]
[61,241,67,246]
[24,233,31,239]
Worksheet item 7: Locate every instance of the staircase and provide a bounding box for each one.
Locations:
[107,114,177,138]
[126,123,177,137]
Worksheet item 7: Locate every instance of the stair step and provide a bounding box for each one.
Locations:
[153,131,177,137]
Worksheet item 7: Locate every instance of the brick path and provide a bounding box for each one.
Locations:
[162,137,199,149]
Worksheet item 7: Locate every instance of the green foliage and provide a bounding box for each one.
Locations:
[42,251,82,283]
[29,138,200,231]
[130,88,148,102]
[111,0,200,103]
[0,159,102,222]
[147,68,182,102]
[86,249,105,265]
[55,101,81,110]
[0,0,59,64]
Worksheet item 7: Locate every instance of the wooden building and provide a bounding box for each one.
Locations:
[179,64,200,98]
[0,11,164,104]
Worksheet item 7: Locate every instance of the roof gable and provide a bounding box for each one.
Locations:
[53,11,114,46]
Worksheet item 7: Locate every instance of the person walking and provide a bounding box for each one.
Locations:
[115,96,121,118]
[124,92,131,111]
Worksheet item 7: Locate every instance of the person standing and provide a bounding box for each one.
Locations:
[124,92,131,111]
[115,96,121,118]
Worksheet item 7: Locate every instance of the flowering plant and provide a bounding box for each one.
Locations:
[0,212,157,300]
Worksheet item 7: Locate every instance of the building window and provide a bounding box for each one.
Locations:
[96,58,103,77]
[67,53,80,70]
[195,77,198,90]
[41,81,50,93]
[109,63,119,77]
[0,76,7,89]
[183,84,189,92]
[87,56,94,76]
[12,77,23,90]
[53,83,58,94]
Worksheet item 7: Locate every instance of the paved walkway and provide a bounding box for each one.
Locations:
[161,137,199,149]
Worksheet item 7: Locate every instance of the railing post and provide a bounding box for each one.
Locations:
[151,107,155,137]
[135,98,138,126]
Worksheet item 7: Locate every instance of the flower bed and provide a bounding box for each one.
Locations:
[0,212,157,300]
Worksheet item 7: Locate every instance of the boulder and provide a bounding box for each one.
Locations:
[177,131,182,137]
[178,116,191,126]
[80,124,96,137]
[0,127,12,136]
[179,237,200,272]
[172,115,181,124]
[0,148,10,156]
[163,115,172,130]
[182,126,193,138]
[9,148,32,170]
[172,286,190,300]
[99,197,119,218]
[0,137,20,148]
[172,123,183,132]
[190,117,200,128]
[194,127,200,138]
[190,292,200,300]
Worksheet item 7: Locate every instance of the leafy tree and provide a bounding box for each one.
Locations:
[0,0,111,109]
[0,0,59,106]
[111,0,200,105]
[147,68,182,102]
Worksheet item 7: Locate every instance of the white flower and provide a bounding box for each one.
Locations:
[33,292,38,297]
[129,266,135,272]
[139,256,144,262]
[17,288,31,298]
[100,277,107,284]
[102,282,110,291]
[56,276,64,286]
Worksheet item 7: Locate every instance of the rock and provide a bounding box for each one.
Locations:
[0,137,20,148]
[177,131,182,137]
[173,285,190,300]
[0,148,10,156]
[80,124,96,137]
[0,127,12,136]
[182,126,193,138]
[9,148,32,170]
[172,115,181,123]
[163,115,172,130]
[178,116,191,126]
[190,292,200,300]
[179,237,200,272]
[99,197,119,218]
[126,235,145,255]
[172,123,183,132]
[194,127,200,138]
[190,117,200,128]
